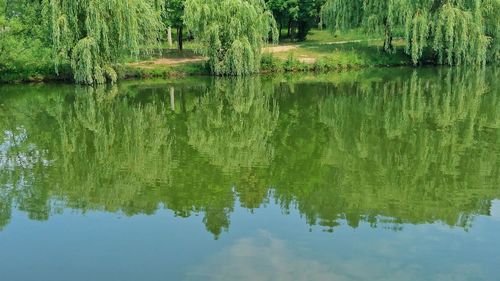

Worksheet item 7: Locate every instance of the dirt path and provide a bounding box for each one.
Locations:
[129,57,205,69]
[323,39,377,45]
[263,39,380,53]
[263,45,299,53]
[262,39,384,63]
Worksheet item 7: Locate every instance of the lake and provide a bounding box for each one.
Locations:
[0,67,499,281]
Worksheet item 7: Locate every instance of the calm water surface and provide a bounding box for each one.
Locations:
[0,67,499,281]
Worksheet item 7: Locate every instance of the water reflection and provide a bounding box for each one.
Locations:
[189,222,496,281]
[277,68,500,230]
[188,78,279,171]
[189,230,344,281]
[0,67,498,236]
[187,78,279,213]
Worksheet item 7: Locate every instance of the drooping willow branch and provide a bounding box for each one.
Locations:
[43,0,164,84]
[321,0,499,65]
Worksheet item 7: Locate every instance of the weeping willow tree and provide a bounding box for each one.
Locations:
[321,0,499,65]
[404,0,494,65]
[42,0,164,84]
[184,0,278,75]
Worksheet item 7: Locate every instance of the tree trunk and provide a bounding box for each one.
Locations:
[178,26,183,51]
[297,21,308,41]
[383,21,394,53]
[383,33,393,53]
[287,20,291,38]
[167,27,173,48]
[278,22,282,41]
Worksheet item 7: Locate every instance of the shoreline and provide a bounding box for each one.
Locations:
[0,55,488,85]
[0,59,419,85]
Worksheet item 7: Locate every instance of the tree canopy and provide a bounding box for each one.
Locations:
[266,0,325,40]
[184,0,278,75]
[0,0,52,79]
[42,0,164,84]
[163,0,185,50]
[321,0,499,65]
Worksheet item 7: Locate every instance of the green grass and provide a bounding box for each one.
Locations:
[305,28,375,43]
[0,63,72,83]
[117,61,207,80]
[262,29,412,72]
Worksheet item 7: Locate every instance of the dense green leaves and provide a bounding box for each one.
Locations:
[322,0,402,52]
[162,0,185,50]
[42,0,164,84]
[0,0,53,81]
[163,0,184,28]
[266,0,325,40]
[322,0,499,65]
[184,0,278,75]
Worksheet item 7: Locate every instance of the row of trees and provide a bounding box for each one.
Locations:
[1,0,498,84]
[159,1,326,50]
[322,0,500,65]
[1,0,283,83]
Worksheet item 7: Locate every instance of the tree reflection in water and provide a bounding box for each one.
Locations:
[0,67,498,237]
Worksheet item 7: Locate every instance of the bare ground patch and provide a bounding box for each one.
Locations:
[263,45,299,53]
[129,57,205,69]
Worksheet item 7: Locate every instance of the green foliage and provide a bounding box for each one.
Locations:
[483,0,500,62]
[184,0,278,75]
[162,0,185,50]
[320,0,363,31]
[266,0,325,40]
[432,3,489,65]
[404,8,429,64]
[163,0,184,28]
[322,0,402,52]
[322,0,500,65]
[0,0,55,81]
[42,0,164,84]
[295,0,325,40]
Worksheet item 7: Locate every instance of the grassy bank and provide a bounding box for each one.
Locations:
[0,57,71,83]
[124,29,417,79]
[262,29,412,70]
[1,29,423,83]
